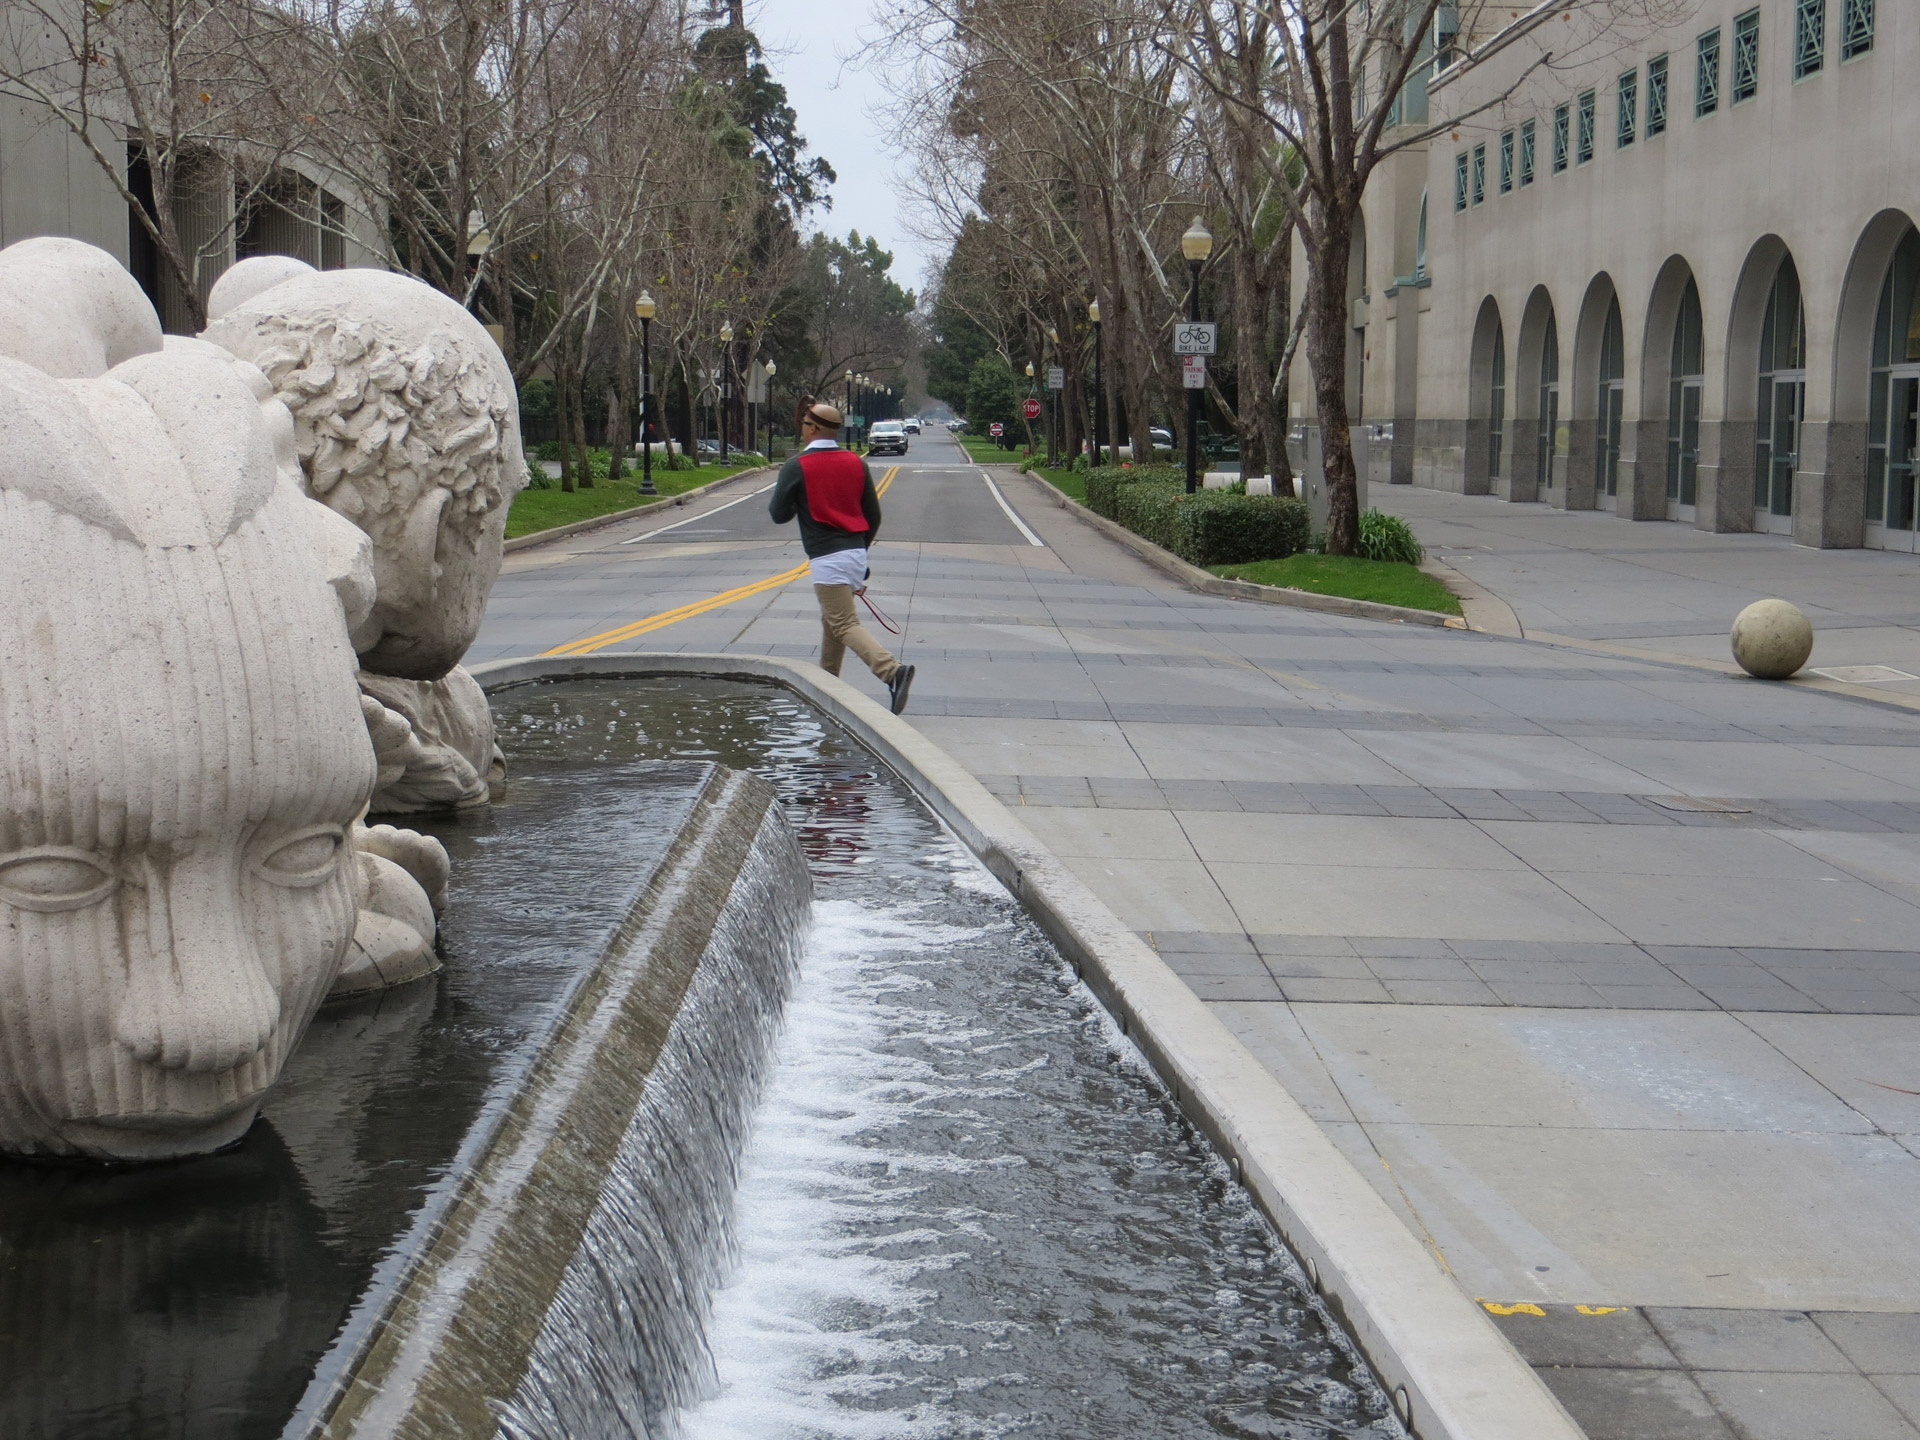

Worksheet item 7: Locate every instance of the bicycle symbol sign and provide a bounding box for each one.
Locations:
[1173,322,1218,356]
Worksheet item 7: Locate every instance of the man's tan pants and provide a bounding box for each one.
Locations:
[814,583,898,682]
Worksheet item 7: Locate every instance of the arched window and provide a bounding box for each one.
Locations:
[1597,297,1625,499]
[1667,280,1704,508]
[1867,230,1920,533]
[1537,311,1560,490]
[1488,320,1506,480]
[1416,191,1428,278]
[1755,257,1807,520]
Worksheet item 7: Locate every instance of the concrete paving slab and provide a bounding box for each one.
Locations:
[906,716,1150,779]
[1532,1367,1735,1440]
[1056,855,1241,933]
[1544,871,1920,950]
[1118,722,1415,785]
[1807,1312,1920,1375]
[1879,1375,1920,1429]
[1580,737,1920,801]
[1479,822,1862,878]
[1211,1003,1359,1123]
[1016,807,1197,861]
[1692,1369,1920,1440]
[1211,861,1625,941]
[1348,730,1664,793]
[1176,811,1529,870]
[1487,1303,1680,1368]
[1647,1308,1855,1372]
[1737,1014,1920,1134]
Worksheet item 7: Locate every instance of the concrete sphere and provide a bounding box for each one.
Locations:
[1731,598,1814,679]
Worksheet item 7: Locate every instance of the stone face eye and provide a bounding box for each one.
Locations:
[253,827,346,887]
[0,851,119,912]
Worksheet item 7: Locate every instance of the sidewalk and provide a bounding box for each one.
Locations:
[477,464,1920,1440]
[1372,486,1920,704]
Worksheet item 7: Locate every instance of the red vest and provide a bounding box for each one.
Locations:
[798,448,870,533]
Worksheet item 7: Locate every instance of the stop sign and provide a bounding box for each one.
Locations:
[1023,398,1042,420]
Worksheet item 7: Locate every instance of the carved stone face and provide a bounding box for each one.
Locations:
[203,264,529,681]
[0,348,376,1160]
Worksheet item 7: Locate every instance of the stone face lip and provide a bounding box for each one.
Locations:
[0,253,377,1161]
[1731,598,1815,679]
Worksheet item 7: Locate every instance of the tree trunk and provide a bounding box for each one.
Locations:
[571,368,593,488]
[607,370,627,481]
[1232,237,1266,479]
[1306,208,1359,554]
[1268,252,1297,495]
[556,366,576,494]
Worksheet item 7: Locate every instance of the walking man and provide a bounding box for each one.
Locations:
[769,400,916,714]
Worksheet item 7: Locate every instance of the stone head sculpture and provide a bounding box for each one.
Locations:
[0,345,377,1161]
[203,260,529,681]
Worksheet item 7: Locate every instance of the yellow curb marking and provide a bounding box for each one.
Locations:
[1477,1300,1624,1318]
[542,466,899,657]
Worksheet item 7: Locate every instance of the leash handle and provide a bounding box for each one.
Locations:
[859,590,902,635]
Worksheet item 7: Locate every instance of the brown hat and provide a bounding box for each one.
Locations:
[804,401,843,428]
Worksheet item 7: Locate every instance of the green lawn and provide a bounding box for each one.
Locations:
[505,462,758,539]
[1026,466,1087,503]
[957,433,1027,464]
[1211,554,1463,615]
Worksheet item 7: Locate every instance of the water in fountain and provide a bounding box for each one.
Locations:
[489,678,1404,1440]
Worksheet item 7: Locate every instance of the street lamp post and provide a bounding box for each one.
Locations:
[1045,325,1060,468]
[1089,298,1105,468]
[1180,216,1214,495]
[635,292,657,496]
[718,320,734,463]
[763,359,776,454]
[1024,360,1036,455]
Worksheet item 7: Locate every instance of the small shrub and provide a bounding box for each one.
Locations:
[1113,480,1310,566]
[1357,509,1424,564]
[1085,467,1130,519]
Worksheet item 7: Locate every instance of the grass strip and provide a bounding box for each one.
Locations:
[1026,466,1088,503]
[1210,554,1462,615]
[505,463,753,539]
[956,434,1026,464]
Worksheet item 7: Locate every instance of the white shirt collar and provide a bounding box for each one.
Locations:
[803,438,840,451]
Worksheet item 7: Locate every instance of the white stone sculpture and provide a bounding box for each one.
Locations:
[203,259,528,817]
[0,341,377,1160]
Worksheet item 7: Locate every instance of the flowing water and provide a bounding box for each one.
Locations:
[489,678,1403,1440]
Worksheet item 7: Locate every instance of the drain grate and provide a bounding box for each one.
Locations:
[1645,794,1752,814]
[1810,664,1920,684]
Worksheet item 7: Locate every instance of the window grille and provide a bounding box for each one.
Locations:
[1841,0,1874,58]
[1617,70,1638,146]
[1553,106,1570,171]
[1471,143,1486,204]
[1519,120,1536,184]
[1576,90,1595,163]
[1454,152,1469,211]
[1733,9,1760,101]
[1696,28,1722,115]
[1500,131,1514,192]
[1647,55,1669,134]
[1795,0,1825,76]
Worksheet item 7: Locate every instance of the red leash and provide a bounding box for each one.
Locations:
[858,589,902,635]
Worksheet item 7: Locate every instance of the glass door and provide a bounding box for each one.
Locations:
[1667,377,1701,517]
[1766,374,1803,528]
[1869,370,1920,550]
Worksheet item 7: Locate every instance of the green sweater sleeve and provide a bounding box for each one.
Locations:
[768,455,805,524]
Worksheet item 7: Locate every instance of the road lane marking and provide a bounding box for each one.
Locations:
[620,482,775,542]
[979,471,1045,547]
[545,466,900,655]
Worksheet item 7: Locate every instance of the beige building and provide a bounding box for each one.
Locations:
[1324,0,1914,549]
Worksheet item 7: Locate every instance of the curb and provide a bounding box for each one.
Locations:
[503,463,776,554]
[1006,470,1468,629]
[468,651,1586,1440]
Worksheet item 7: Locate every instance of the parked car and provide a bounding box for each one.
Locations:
[696,438,723,461]
[948,419,967,432]
[903,418,922,435]
[1150,426,1174,450]
[867,420,909,456]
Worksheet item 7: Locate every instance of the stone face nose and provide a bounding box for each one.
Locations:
[113,852,281,1074]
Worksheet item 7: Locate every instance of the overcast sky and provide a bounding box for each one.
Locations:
[753,0,945,293]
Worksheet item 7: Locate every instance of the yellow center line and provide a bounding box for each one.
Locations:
[541,464,900,658]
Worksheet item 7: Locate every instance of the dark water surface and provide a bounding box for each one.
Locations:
[493,678,1402,1440]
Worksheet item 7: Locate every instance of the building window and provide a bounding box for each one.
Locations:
[1755,256,1807,519]
[1598,297,1625,499]
[1842,0,1875,59]
[1795,0,1825,76]
[1617,69,1638,146]
[1500,130,1515,192]
[1519,119,1537,184]
[1454,152,1469,211]
[1553,105,1570,171]
[1668,279,1704,508]
[1576,90,1595,162]
[1697,28,1722,115]
[1538,311,1560,490]
[1733,9,1760,102]
[1647,55,1669,135]
[1865,228,1919,528]
[1489,320,1506,481]
[1471,143,1486,204]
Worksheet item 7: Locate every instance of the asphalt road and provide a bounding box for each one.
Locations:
[628,431,1037,547]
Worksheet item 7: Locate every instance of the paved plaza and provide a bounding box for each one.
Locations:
[477,437,1920,1439]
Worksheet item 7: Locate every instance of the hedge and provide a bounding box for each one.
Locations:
[1108,479,1310,567]
[1085,462,1185,519]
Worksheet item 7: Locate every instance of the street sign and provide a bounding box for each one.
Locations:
[989,421,1005,436]
[1046,365,1065,390]
[1173,321,1218,356]
[1023,398,1042,420]
[1181,354,1207,390]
